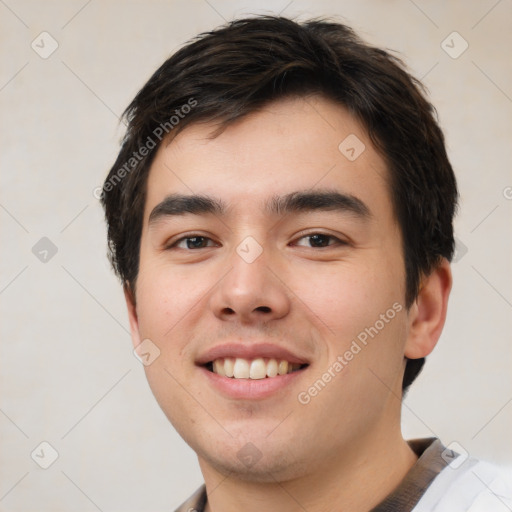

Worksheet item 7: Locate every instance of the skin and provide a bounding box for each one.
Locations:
[125,95,452,512]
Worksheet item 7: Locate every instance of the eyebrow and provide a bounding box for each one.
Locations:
[148,189,371,226]
[266,189,371,219]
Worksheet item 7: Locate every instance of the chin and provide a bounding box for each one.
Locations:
[196,436,312,483]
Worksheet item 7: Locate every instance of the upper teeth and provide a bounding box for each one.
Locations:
[212,358,303,379]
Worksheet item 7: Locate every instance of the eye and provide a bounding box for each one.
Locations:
[170,235,217,250]
[294,233,345,248]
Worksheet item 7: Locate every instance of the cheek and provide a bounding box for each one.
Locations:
[134,261,204,342]
[290,260,403,342]
[289,257,408,399]
[134,264,206,430]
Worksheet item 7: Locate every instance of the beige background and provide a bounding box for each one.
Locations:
[1,0,511,510]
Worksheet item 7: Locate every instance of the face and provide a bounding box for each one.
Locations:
[127,95,412,482]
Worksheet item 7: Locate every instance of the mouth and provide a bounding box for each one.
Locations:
[204,357,309,380]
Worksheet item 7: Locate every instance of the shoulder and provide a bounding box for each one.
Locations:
[414,455,512,512]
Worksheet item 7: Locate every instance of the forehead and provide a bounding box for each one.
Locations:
[143,95,393,222]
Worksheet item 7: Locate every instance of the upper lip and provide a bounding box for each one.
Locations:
[195,342,310,366]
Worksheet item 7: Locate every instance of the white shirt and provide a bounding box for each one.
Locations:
[413,454,512,511]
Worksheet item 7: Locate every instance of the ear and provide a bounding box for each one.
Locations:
[404,258,452,359]
[124,284,142,350]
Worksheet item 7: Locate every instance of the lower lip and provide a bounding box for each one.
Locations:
[198,366,308,400]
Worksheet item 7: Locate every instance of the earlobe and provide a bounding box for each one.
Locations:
[404,258,453,359]
[124,284,142,350]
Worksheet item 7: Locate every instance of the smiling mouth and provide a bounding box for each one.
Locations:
[205,357,309,379]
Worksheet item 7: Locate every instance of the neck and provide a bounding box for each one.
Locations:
[200,430,418,512]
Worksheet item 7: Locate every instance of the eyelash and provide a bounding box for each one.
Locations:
[167,233,347,250]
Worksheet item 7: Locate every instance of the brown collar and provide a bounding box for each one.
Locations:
[370,437,449,511]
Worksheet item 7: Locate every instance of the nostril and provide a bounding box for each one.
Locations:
[255,306,271,313]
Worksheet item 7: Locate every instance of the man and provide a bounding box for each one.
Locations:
[100,15,511,512]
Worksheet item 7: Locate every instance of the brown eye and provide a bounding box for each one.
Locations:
[171,236,216,250]
[308,234,331,247]
[295,233,344,248]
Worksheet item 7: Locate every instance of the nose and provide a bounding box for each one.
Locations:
[209,244,291,325]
